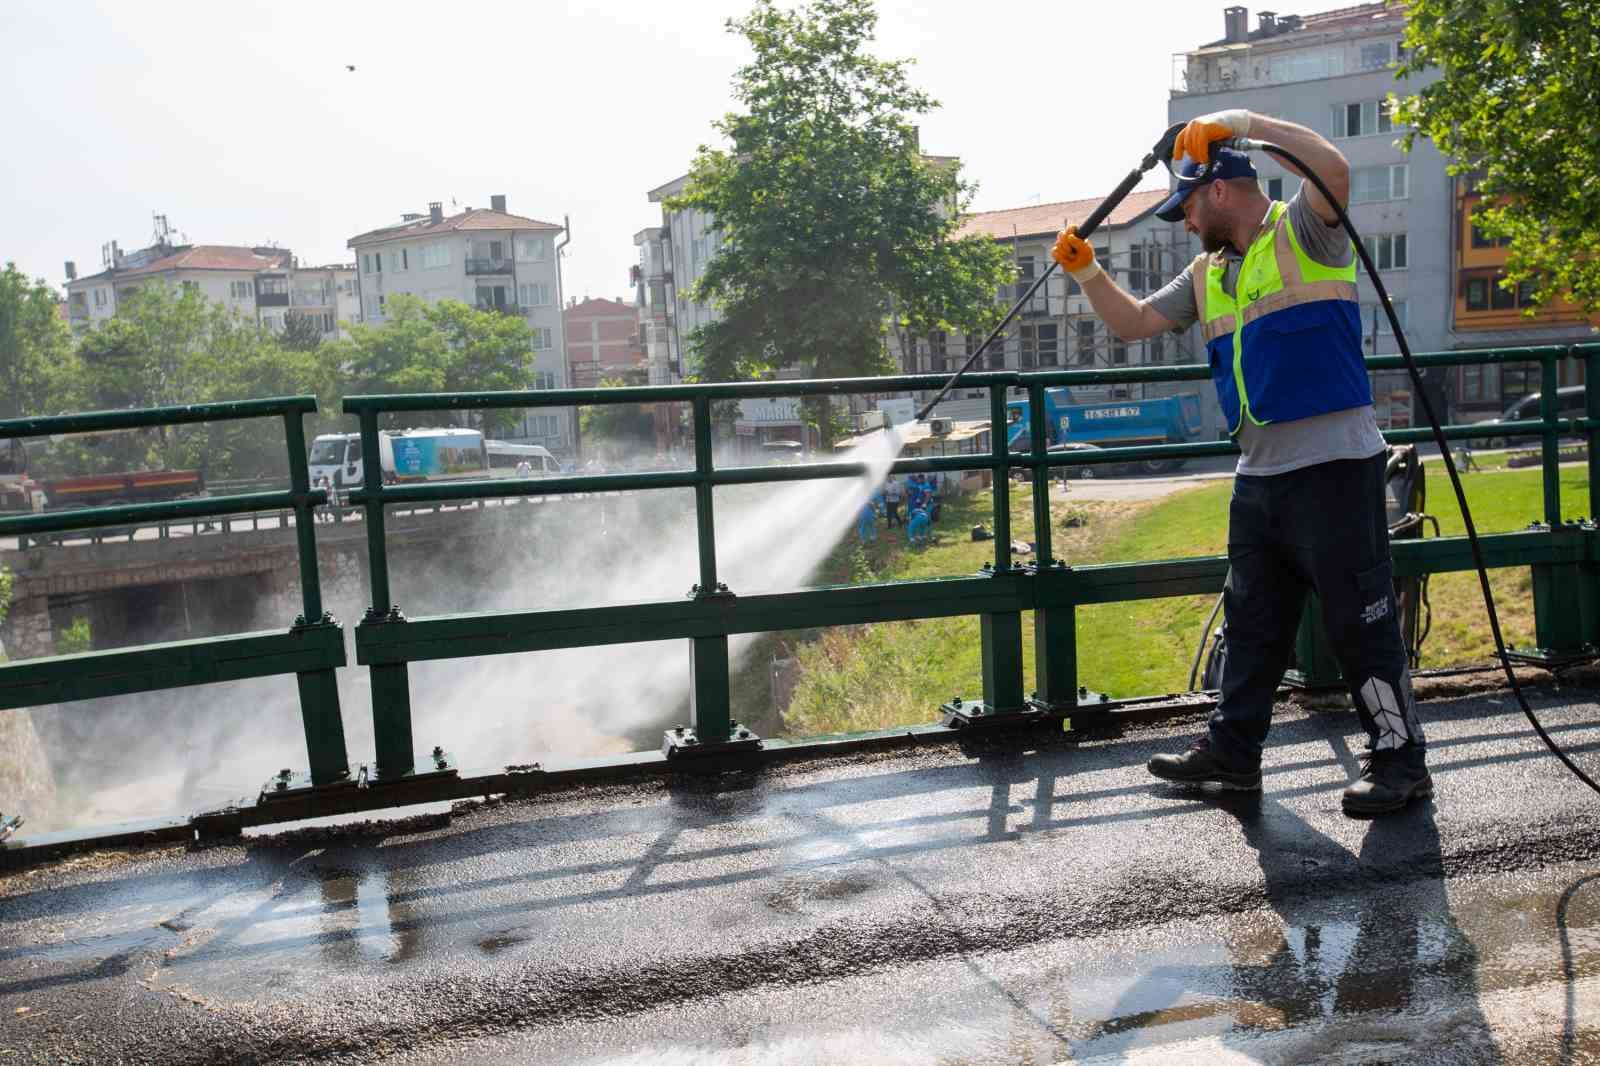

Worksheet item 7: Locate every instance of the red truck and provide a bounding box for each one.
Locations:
[0,437,203,511]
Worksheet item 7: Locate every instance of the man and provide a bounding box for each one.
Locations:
[1050,109,1429,816]
[884,476,904,528]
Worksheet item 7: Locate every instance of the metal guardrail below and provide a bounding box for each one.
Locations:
[2,344,1598,860]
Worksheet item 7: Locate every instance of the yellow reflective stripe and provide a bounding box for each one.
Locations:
[1201,314,1236,342]
[1281,203,1357,284]
[1272,215,1302,287]
[1238,280,1360,326]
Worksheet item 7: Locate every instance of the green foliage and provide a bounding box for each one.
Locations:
[324,296,534,431]
[279,311,325,352]
[0,262,73,419]
[579,377,657,459]
[1396,0,1600,314]
[57,617,92,656]
[669,0,1013,393]
[0,566,11,631]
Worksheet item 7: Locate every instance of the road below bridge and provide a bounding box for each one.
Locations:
[3,681,1600,1063]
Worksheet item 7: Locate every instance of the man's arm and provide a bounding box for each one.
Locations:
[1246,114,1349,224]
[1079,272,1178,341]
[1051,227,1179,341]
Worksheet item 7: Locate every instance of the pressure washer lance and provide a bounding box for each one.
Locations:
[913,122,1192,423]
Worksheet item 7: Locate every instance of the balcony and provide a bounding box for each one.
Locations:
[256,292,289,308]
[465,257,515,276]
[290,289,332,307]
[475,302,523,316]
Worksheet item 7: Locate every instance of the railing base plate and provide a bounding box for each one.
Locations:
[940,698,1032,730]
[1503,646,1600,671]
[662,727,763,761]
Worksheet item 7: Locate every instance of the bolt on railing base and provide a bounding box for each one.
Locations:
[662,725,763,762]
[1025,687,1112,727]
[940,696,1032,730]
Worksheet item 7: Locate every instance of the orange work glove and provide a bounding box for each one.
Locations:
[1173,108,1251,165]
[1052,226,1100,283]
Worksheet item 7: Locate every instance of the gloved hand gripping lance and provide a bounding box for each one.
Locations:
[912,121,1189,422]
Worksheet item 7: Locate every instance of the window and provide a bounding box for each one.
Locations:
[518,282,552,307]
[420,243,451,269]
[1036,323,1058,366]
[1111,341,1128,365]
[1148,335,1165,364]
[1076,320,1096,365]
[94,287,106,306]
[1359,42,1393,69]
[181,280,198,292]
[1016,255,1036,281]
[1470,219,1512,249]
[1461,364,1498,403]
[363,294,380,317]
[388,249,405,272]
[1126,247,1146,293]
[533,371,557,390]
[1264,177,1284,201]
[1490,279,1515,310]
[1350,164,1408,203]
[1367,233,1408,270]
[257,276,287,295]
[518,237,548,261]
[1465,277,1489,311]
[1331,99,1395,139]
[1516,279,1538,307]
[692,236,707,272]
[532,327,553,350]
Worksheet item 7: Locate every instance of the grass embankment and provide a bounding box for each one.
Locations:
[781,464,1591,737]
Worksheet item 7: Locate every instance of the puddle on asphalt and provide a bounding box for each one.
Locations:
[523,868,1600,1066]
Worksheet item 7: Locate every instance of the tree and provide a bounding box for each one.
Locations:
[279,311,325,352]
[669,0,1013,407]
[324,296,535,432]
[0,263,72,419]
[1396,0,1600,313]
[579,378,658,461]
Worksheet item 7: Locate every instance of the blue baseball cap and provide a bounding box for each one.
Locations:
[1154,147,1259,222]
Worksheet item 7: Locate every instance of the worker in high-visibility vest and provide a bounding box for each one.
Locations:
[1052,109,1427,817]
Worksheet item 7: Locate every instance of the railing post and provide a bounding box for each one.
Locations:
[944,381,1027,726]
[1517,346,1598,667]
[358,409,415,778]
[685,395,733,747]
[1027,380,1082,716]
[282,411,350,785]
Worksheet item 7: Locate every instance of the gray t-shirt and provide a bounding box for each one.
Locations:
[1145,191,1385,476]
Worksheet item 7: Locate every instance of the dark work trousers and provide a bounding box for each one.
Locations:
[1210,451,1427,770]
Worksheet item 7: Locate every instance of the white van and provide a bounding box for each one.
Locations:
[485,440,561,477]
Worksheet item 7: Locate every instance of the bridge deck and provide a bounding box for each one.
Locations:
[3,685,1600,1063]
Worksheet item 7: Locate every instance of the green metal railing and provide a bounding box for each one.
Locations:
[0,397,351,786]
[2,344,1597,859]
[343,342,1600,777]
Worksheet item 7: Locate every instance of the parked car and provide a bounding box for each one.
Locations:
[1482,385,1587,448]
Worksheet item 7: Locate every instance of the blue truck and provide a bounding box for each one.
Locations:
[1006,388,1205,474]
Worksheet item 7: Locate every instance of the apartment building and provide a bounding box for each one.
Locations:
[64,232,358,343]
[640,175,719,383]
[632,225,678,386]
[565,296,646,389]
[1170,2,1449,428]
[347,196,573,455]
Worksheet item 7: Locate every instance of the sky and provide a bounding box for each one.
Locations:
[1,0,1230,304]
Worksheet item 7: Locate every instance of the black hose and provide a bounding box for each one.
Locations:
[1245,140,1600,798]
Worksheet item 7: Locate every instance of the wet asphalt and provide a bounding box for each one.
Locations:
[3,685,1600,1065]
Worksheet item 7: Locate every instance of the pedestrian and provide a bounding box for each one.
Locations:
[884,477,904,527]
[314,475,335,523]
[1051,108,1428,816]
[856,502,878,545]
[906,506,931,548]
[514,458,533,480]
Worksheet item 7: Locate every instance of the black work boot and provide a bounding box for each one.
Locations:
[1342,751,1433,816]
[1147,736,1262,791]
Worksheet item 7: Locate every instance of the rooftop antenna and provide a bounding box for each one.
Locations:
[152,212,173,245]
